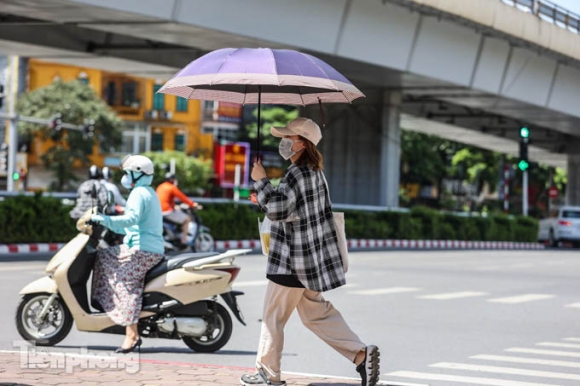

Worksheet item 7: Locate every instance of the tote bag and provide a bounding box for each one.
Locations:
[322,173,349,273]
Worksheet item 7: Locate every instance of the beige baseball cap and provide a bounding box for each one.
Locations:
[271,117,322,145]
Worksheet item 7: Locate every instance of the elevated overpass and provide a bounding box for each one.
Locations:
[1,0,580,206]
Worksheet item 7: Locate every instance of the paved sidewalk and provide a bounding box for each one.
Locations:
[0,351,384,386]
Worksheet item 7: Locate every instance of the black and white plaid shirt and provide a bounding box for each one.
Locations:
[255,164,346,292]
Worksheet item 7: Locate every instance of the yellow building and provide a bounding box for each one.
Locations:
[26,59,211,177]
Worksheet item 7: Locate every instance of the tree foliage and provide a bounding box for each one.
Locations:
[243,106,298,148]
[451,147,502,193]
[16,80,122,191]
[143,151,213,196]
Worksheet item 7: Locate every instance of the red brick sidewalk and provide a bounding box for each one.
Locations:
[0,352,376,385]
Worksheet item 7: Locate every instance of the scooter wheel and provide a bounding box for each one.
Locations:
[182,301,232,353]
[195,232,215,253]
[16,293,73,346]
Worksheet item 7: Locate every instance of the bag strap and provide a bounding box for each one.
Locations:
[320,171,333,207]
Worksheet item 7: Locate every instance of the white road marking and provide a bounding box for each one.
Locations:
[564,337,580,342]
[564,302,580,308]
[233,280,269,287]
[506,347,580,358]
[537,342,580,350]
[0,264,46,272]
[417,291,488,300]
[348,287,421,296]
[387,371,559,386]
[431,362,580,380]
[471,354,580,368]
[488,294,554,304]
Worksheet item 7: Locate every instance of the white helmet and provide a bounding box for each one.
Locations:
[121,155,154,175]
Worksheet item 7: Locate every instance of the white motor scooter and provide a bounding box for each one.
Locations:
[16,209,250,353]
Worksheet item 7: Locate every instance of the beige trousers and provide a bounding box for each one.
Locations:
[256,281,366,381]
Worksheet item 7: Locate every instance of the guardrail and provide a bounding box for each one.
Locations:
[501,0,580,34]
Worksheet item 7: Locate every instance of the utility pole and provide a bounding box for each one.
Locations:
[6,56,19,192]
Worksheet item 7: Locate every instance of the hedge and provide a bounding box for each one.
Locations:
[0,196,539,244]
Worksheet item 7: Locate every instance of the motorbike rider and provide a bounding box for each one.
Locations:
[156,172,199,246]
[101,166,127,209]
[89,154,165,354]
[69,165,109,220]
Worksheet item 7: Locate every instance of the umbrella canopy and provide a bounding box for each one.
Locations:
[158,48,365,105]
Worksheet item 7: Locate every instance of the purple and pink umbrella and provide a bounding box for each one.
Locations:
[158,47,365,154]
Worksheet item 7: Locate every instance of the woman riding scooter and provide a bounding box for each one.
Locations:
[89,154,165,353]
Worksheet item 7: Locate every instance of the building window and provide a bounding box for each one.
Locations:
[202,126,238,142]
[122,123,149,153]
[151,132,164,151]
[176,97,188,112]
[174,133,186,152]
[153,84,164,110]
[105,81,116,106]
[122,82,138,107]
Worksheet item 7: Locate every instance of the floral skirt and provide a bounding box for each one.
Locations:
[91,245,164,326]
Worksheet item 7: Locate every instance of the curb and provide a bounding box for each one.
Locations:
[0,239,545,255]
[215,239,545,251]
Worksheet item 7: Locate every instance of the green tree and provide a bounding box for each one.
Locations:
[451,147,502,194]
[242,106,298,148]
[17,80,122,191]
[143,151,213,196]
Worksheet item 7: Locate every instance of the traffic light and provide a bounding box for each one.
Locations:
[49,113,63,129]
[0,84,4,109]
[518,126,529,171]
[83,119,95,137]
[519,126,530,139]
[0,143,7,173]
[12,171,20,181]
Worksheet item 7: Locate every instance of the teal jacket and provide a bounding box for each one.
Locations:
[98,175,164,255]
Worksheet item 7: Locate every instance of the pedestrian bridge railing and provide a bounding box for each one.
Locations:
[501,0,580,34]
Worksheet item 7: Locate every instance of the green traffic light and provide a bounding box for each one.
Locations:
[520,127,530,138]
[12,172,20,181]
[518,160,529,171]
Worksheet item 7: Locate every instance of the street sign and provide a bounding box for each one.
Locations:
[548,186,559,199]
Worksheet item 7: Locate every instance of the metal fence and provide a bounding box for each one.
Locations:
[501,0,580,33]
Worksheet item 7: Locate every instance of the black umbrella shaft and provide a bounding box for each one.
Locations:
[257,86,262,161]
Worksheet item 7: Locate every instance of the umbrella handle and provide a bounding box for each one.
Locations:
[256,86,262,159]
[318,98,326,128]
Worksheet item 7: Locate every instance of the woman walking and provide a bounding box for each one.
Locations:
[241,118,380,386]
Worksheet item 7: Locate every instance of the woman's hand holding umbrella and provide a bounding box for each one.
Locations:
[251,160,267,182]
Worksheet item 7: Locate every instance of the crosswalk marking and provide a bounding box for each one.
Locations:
[488,294,554,304]
[564,302,580,308]
[417,291,488,300]
[564,337,580,342]
[348,287,421,296]
[387,371,559,386]
[471,354,580,368]
[537,342,580,350]
[233,280,268,287]
[431,362,580,381]
[506,347,580,358]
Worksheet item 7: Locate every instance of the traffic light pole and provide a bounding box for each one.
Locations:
[6,57,19,192]
[522,136,529,216]
[523,168,529,216]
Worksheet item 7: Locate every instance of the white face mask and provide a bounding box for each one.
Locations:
[278,138,301,160]
[121,174,133,190]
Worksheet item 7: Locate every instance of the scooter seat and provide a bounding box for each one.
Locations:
[145,252,219,283]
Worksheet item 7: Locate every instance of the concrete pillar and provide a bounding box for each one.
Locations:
[380,91,401,208]
[302,88,401,207]
[566,154,580,206]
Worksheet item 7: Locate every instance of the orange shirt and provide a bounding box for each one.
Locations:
[156,181,195,212]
